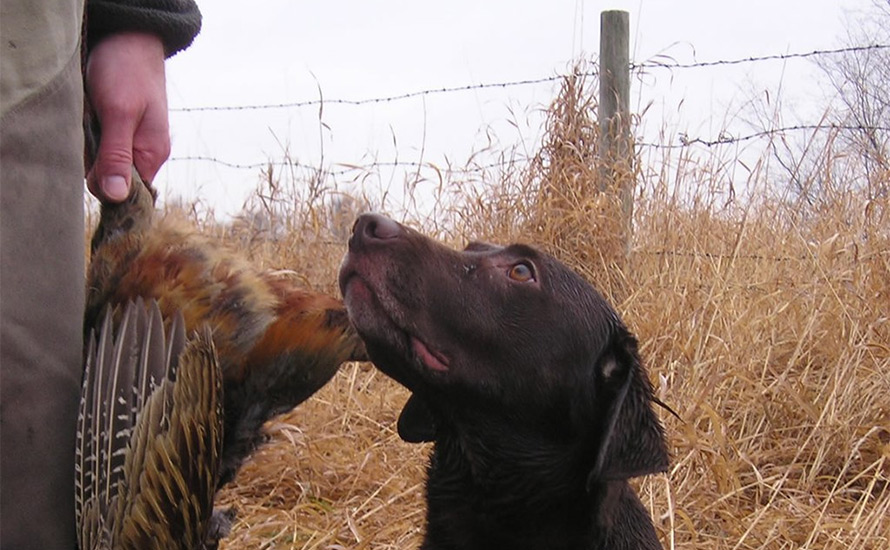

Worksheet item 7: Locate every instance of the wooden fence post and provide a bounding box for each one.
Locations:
[599,10,632,257]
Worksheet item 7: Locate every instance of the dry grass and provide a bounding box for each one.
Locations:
[132,67,890,549]
[215,364,426,549]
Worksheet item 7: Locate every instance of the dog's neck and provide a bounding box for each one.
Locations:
[449,408,586,491]
[422,404,597,547]
[416,397,660,550]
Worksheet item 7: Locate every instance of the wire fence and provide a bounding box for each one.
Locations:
[171,44,890,113]
[638,124,890,149]
[633,43,890,70]
[168,43,890,170]
[168,121,890,174]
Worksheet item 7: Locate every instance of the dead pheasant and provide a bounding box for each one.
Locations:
[84,169,366,488]
[76,298,224,550]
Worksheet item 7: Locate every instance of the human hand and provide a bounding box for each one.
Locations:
[86,32,169,202]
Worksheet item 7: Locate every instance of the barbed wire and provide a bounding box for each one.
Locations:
[170,122,890,169]
[168,156,418,173]
[638,123,890,149]
[168,43,890,171]
[169,75,570,113]
[633,43,890,70]
[169,44,890,114]
[166,155,513,176]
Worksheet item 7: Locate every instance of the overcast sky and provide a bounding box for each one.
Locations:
[157,0,878,217]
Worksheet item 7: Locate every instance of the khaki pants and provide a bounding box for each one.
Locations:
[1,2,86,548]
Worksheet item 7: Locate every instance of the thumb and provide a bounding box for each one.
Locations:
[88,116,138,203]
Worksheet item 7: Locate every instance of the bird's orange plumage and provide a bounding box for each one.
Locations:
[79,171,365,548]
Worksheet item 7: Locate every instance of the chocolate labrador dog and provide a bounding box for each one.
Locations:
[339,213,669,550]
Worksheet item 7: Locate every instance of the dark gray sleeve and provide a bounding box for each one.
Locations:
[86,0,202,58]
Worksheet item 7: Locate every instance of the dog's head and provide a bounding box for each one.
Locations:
[339,214,668,483]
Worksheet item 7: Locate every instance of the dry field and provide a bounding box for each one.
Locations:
[129,72,889,549]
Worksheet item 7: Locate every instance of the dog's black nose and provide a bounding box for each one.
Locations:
[353,213,403,244]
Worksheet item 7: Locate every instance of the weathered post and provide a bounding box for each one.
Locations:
[599,10,632,256]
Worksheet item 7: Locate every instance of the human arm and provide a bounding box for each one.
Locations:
[84,1,201,202]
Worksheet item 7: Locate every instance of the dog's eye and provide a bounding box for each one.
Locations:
[508,262,536,282]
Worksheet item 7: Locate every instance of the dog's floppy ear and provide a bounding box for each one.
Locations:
[397,393,439,443]
[587,328,669,488]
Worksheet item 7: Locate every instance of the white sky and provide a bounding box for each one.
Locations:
[158,0,879,218]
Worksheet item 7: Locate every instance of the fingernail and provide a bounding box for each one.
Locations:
[102,175,129,201]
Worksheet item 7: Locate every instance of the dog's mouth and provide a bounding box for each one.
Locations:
[411,336,450,372]
[341,269,450,375]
